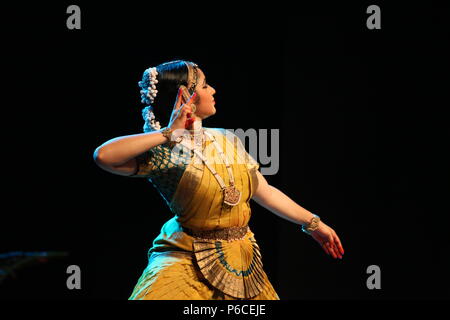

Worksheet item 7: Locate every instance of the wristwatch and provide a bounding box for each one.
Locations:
[302,214,321,235]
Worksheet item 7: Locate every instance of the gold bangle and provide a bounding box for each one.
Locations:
[160,127,183,147]
[160,127,173,141]
[302,214,321,235]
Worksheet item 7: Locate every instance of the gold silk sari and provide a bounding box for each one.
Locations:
[128,128,279,300]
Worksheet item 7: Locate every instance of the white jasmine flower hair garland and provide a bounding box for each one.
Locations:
[139,67,161,132]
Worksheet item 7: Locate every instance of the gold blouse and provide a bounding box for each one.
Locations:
[130,127,260,230]
[130,127,267,299]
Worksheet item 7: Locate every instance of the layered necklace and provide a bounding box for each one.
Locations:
[183,119,241,207]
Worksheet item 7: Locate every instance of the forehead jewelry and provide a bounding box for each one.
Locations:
[189,63,199,94]
[187,62,199,113]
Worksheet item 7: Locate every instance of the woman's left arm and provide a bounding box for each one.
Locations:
[251,170,344,259]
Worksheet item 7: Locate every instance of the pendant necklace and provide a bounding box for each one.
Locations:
[180,129,241,207]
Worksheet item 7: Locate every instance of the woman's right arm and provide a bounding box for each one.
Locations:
[93,130,168,176]
[95,88,198,176]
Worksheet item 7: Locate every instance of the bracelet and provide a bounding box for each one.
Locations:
[302,214,320,235]
[160,127,183,146]
[160,127,173,141]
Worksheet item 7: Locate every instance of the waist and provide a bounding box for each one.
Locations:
[182,225,249,241]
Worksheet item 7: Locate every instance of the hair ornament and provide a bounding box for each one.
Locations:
[144,67,159,104]
[142,106,161,132]
[139,67,158,104]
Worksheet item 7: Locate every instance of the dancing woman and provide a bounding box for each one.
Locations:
[93,60,344,300]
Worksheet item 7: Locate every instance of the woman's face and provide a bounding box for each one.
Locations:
[193,68,216,120]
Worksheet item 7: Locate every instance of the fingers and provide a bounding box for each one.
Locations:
[173,87,183,111]
[171,104,187,126]
[174,97,192,118]
[187,92,197,104]
[179,104,193,118]
[314,234,333,257]
[311,228,344,260]
[316,236,332,256]
[179,105,189,120]
[321,242,330,256]
[174,88,197,116]
[323,235,343,260]
[330,236,343,259]
[333,231,344,255]
[327,235,339,259]
[326,241,338,259]
[176,86,197,109]
[184,92,197,127]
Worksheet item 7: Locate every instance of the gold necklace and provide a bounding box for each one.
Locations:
[180,129,241,207]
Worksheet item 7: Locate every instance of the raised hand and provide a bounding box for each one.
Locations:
[168,86,197,132]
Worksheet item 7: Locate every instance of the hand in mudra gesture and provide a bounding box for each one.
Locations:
[168,86,197,133]
[310,221,345,259]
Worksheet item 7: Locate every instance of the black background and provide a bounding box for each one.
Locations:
[1,1,449,302]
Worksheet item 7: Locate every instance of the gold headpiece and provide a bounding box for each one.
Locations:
[185,62,199,95]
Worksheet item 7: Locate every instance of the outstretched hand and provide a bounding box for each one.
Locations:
[309,221,344,259]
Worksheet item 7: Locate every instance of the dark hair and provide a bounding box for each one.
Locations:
[138,60,198,132]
